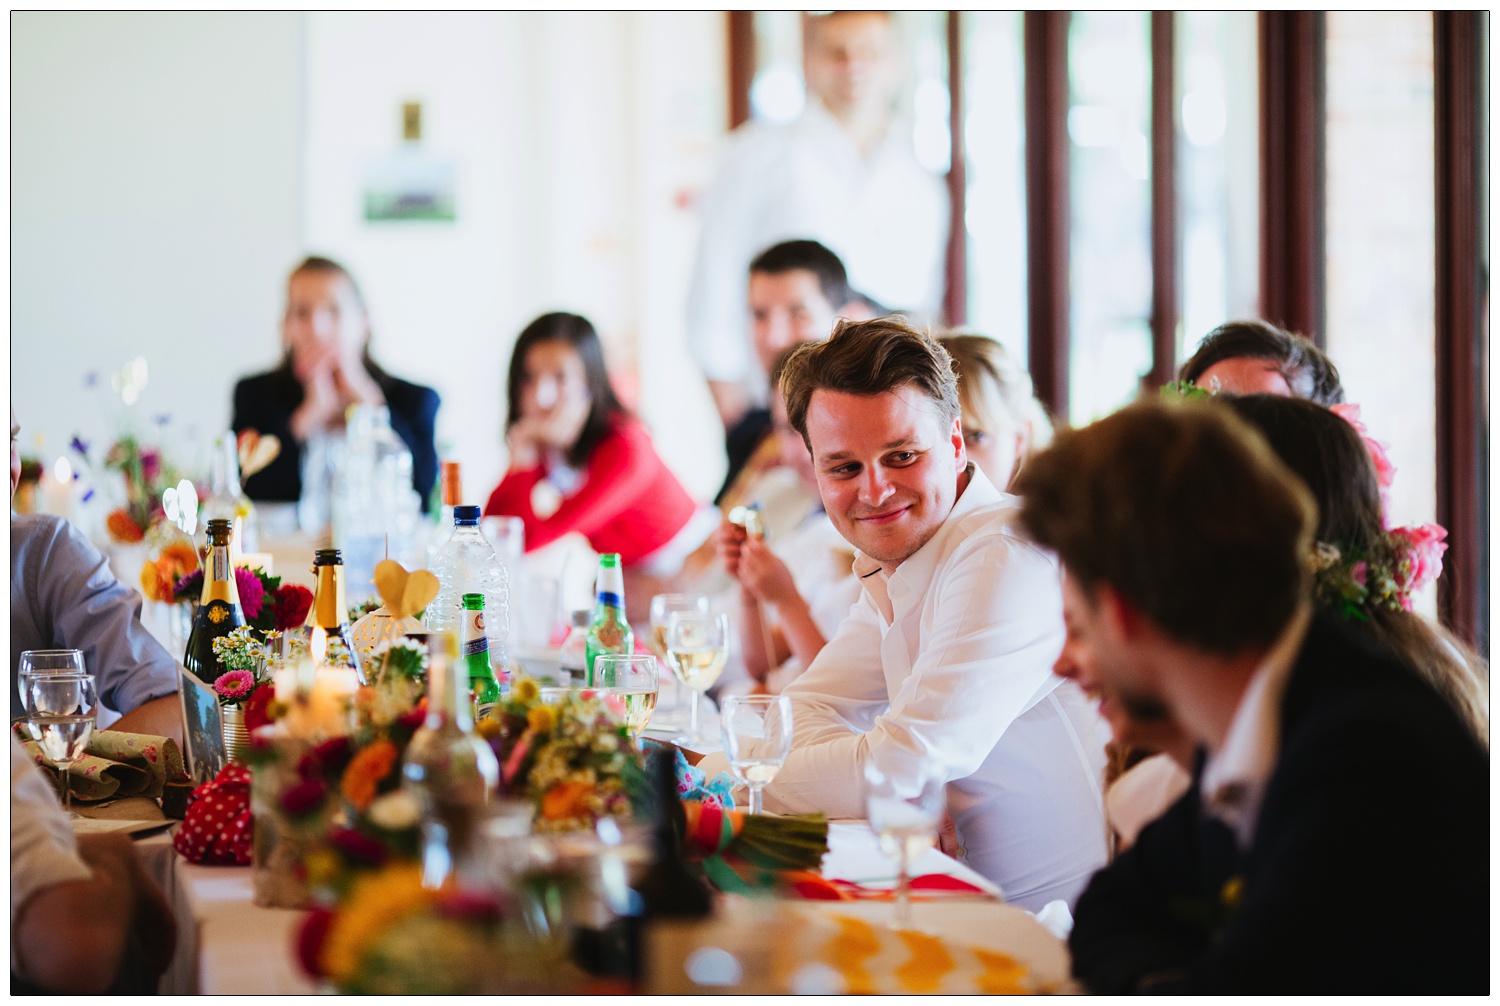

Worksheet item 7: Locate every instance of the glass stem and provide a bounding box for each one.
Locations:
[748,784,763,816]
[894,846,912,930]
[689,690,701,739]
[61,766,72,812]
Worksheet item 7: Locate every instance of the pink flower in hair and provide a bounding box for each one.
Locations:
[1349,561,1368,588]
[1390,523,1448,608]
[1330,403,1397,524]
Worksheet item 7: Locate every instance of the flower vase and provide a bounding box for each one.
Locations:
[251,738,315,909]
[170,602,195,661]
[221,705,250,763]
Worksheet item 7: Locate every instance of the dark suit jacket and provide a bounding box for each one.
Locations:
[1070,613,1488,994]
[231,367,440,512]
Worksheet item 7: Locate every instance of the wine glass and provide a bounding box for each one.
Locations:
[720,694,793,815]
[864,751,946,931]
[664,610,729,744]
[648,594,709,725]
[25,672,98,812]
[592,653,659,743]
[16,650,86,740]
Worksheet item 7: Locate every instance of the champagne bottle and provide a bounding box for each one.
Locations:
[307,548,364,682]
[183,518,247,681]
[461,592,500,721]
[403,631,500,891]
[584,553,633,686]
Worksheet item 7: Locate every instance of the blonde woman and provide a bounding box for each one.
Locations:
[939,333,1054,491]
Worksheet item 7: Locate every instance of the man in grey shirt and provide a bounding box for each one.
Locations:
[11,415,181,741]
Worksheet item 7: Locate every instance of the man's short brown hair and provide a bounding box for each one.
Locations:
[779,317,961,448]
[1014,400,1318,655]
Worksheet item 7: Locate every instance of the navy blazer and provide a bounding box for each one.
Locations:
[1069,613,1488,993]
[231,367,440,512]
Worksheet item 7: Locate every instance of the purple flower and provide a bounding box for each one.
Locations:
[140,449,161,483]
[83,371,99,388]
[174,570,203,601]
[153,413,172,427]
[234,567,265,620]
[69,436,90,456]
[214,669,256,701]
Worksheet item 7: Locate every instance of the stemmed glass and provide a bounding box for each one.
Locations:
[16,650,87,740]
[664,610,729,744]
[648,594,709,726]
[25,672,99,812]
[720,694,793,815]
[592,653,659,744]
[864,750,946,931]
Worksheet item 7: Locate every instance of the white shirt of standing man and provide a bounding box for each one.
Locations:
[701,383,1108,911]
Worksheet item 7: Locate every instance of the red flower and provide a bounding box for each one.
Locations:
[328,826,389,867]
[272,584,314,631]
[280,778,326,818]
[243,681,276,732]
[296,908,334,978]
[235,567,266,620]
[396,700,427,732]
[434,889,503,922]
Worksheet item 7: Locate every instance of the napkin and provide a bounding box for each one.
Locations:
[173,763,253,865]
[16,728,188,803]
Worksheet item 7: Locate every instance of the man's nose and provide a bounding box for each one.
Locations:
[859,465,895,506]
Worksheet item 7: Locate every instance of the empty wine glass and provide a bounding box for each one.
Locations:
[16,650,86,740]
[25,672,98,812]
[592,653,659,743]
[665,610,729,744]
[648,594,709,727]
[720,694,793,815]
[864,751,946,931]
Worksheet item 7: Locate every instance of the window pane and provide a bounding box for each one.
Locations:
[1177,11,1259,358]
[1325,13,1436,536]
[962,11,1027,360]
[1068,11,1153,424]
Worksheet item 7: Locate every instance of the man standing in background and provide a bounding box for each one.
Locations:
[687,10,949,430]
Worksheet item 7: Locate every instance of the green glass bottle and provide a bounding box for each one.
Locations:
[183,518,247,681]
[461,592,500,722]
[584,553,633,686]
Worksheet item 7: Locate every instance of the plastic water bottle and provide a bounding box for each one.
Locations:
[332,404,421,601]
[427,505,511,677]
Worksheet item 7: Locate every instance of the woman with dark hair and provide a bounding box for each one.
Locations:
[232,256,440,508]
[483,312,705,569]
[1178,319,1345,405]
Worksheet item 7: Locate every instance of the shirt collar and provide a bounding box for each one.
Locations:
[1199,603,1313,848]
[851,463,998,622]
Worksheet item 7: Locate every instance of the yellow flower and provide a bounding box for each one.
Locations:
[303,848,341,888]
[320,863,432,981]
[511,677,540,703]
[527,705,557,734]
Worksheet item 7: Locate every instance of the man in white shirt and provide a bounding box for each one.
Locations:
[704,318,1107,912]
[687,11,949,427]
[1016,401,1486,992]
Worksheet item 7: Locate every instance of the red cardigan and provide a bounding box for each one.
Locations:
[483,419,698,565]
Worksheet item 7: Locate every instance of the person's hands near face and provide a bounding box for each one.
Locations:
[519,340,593,452]
[737,536,799,608]
[714,518,749,579]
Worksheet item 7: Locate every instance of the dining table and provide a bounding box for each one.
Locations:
[133,816,1071,994]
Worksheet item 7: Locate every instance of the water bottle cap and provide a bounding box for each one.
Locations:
[454,505,482,526]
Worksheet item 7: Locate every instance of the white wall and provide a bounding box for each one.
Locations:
[12,12,305,503]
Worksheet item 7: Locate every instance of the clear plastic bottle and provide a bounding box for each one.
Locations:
[200,430,256,553]
[426,505,510,673]
[557,609,590,686]
[332,404,421,601]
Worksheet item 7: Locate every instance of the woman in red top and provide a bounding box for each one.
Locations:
[484,312,700,567]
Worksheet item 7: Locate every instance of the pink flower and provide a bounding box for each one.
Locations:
[234,568,265,619]
[1331,402,1397,490]
[213,669,256,701]
[1391,523,1448,605]
[502,734,533,786]
[1350,561,1368,588]
[140,449,161,483]
[280,778,326,818]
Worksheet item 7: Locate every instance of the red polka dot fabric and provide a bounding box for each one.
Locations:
[172,764,253,866]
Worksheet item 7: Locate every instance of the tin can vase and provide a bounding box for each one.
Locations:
[221,704,250,763]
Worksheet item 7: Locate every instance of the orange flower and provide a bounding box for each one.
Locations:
[106,509,145,543]
[159,541,200,575]
[540,780,595,822]
[140,542,200,602]
[140,561,174,602]
[340,739,399,812]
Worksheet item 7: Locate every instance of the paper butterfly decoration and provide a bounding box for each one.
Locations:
[236,430,281,479]
[374,559,440,620]
[163,479,199,536]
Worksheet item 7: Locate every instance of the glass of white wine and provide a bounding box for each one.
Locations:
[648,594,709,729]
[592,653,659,744]
[864,750,946,931]
[25,672,98,812]
[720,694,793,815]
[665,610,729,744]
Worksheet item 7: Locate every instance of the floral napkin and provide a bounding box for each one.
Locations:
[15,728,187,803]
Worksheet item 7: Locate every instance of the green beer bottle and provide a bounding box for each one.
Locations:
[583,553,633,686]
[461,593,500,722]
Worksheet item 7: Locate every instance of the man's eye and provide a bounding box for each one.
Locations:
[827,463,859,478]
[888,451,917,465]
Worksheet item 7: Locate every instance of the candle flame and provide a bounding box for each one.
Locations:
[310,626,327,665]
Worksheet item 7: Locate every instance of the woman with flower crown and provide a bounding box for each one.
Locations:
[1101,392,1487,851]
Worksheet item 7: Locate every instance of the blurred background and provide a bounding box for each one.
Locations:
[10,11,1488,641]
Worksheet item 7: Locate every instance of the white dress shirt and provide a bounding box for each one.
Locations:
[686,100,949,393]
[705,468,1109,911]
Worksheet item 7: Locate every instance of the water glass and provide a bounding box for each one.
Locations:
[17,650,86,740]
[592,653,659,741]
[720,694,793,815]
[864,751,946,931]
[25,672,98,812]
[665,611,729,743]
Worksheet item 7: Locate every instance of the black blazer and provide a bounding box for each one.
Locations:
[231,367,440,512]
[1069,613,1488,994]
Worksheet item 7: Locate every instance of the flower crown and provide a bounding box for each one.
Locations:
[1309,523,1447,620]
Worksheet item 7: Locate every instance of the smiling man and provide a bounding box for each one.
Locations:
[702,317,1108,911]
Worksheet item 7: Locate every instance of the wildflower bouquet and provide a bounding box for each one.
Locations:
[210,626,274,708]
[173,565,313,633]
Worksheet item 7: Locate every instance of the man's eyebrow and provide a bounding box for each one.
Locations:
[819,436,920,462]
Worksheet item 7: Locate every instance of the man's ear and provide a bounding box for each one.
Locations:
[949,414,967,473]
[1095,581,1144,643]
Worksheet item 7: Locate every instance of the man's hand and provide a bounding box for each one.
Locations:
[109,694,184,749]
